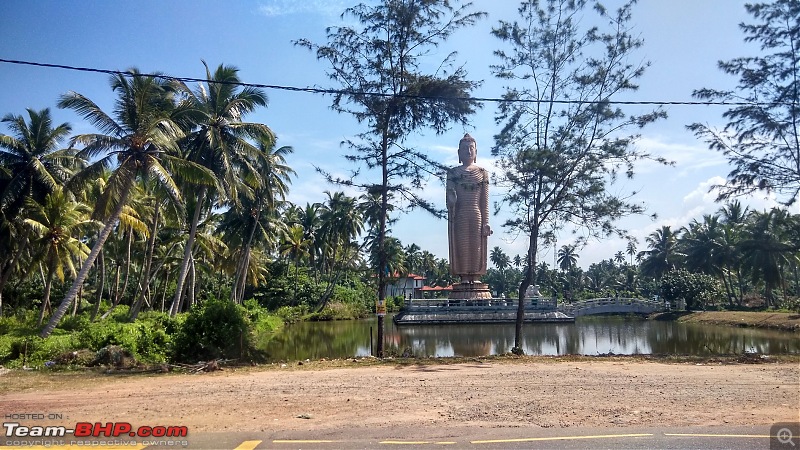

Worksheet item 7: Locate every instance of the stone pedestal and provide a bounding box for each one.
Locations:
[448,282,492,300]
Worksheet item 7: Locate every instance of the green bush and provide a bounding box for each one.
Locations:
[243,299,284,334]
[4,335,73,368]
[384,295,405,312]
[660,269,723,310]
[252,264,323,309]
[170,298,254,363]
[275,304,310,323]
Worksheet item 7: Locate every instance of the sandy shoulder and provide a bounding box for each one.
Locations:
[1,359,797,433]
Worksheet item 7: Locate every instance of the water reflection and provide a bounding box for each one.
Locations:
[261,315,800,361]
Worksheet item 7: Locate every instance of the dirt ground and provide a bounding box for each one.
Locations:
[673,311,800,331]
[1,357,798,434]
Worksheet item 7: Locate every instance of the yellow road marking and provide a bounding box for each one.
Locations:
[472,433,653,444]
[272,440,340,444]
[381,441,433,445]
[234,440,263,450]
[664,433,772,438]
[4,447,147,450]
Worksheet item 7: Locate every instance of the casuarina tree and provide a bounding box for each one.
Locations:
[491,0,668,353]
[689,0,800,206]
[296,0,485,356]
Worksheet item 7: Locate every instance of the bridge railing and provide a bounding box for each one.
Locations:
[559,297,666,313]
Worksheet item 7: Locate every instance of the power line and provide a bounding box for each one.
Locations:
[0,57,794,108]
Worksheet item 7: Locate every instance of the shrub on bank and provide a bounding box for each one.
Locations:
[0,298,286,368]
[170,298,254,363]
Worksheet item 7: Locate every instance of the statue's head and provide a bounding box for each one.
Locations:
[458,133,477,164]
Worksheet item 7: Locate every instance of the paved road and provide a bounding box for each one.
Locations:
[137,423,797,449]
[4,423,797,449]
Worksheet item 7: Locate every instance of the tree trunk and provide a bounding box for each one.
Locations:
[130,204,160,320]
[91,249,105,321]
[170,188,206,316]
[376,125,390,358]
[100,258,123,320]
[188,257,196,307]
[74,285,82,316]
[118,228,134,305]
[721,270,734,307]
[515,205,541,353]
[37,256,56,327]
[232,200,262,304]
[41,187,131,338]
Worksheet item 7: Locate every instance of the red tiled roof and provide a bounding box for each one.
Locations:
[387,272,425,280]
[418,285,454,291]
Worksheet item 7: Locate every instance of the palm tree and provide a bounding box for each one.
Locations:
[740,209,794,306]
[717,201,749,303]
[613,251,625,266]
[0,108,81,315]
[299,202,323,274]
[420,250,438,283]
[316,192,364,309]
[24,188,97,325]
[0,108,80,218]
[638,226,680,280]
[680,215,723,275]
[319,192,364,276]
[228,139,294,303]
[169,62,273,315]
[375,236,407,279]
[40,69,197,338]
[625,238,637,266]
[405,243,422,275]
[279,224,311,304]
[557,245,579,272]
[490,246,510,271]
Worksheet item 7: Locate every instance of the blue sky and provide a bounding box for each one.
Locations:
[1,1,792,269]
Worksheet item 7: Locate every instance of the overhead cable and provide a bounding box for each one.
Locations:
[0,57,794,108]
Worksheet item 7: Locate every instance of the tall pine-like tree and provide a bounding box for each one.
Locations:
[689,0,800,205]
[296,0,485,356]
[491,0,667,352]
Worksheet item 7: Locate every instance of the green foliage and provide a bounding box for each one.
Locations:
[275,304,310,323]
[170,298,254,363]
[688,0,800,204]
[73,314,172,363]
[384,295,405,313]
[660,269,724,310]
[253,263,323,309]
[304,302,367,321]
[4,336,73,368]
[242,299,284,334]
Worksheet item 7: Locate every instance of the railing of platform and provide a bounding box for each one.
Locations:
[404,298,558,311]
[404,297,666,313]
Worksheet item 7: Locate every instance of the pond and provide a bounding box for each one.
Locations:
[261,314,800,361]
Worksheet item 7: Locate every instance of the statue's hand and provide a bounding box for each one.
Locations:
[483,224,493,236]
[446,188,457,211]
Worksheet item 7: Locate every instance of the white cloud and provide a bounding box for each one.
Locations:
[634,136,727,176]
[258,1,351,18]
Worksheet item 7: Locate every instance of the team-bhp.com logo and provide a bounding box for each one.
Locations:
[5,421,188,438]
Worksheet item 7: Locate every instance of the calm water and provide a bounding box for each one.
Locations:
[262,315,800,361]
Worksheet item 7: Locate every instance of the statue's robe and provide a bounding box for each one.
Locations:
[446,164,490,280]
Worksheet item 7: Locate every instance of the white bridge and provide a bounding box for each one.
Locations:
[558,297,667,317]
